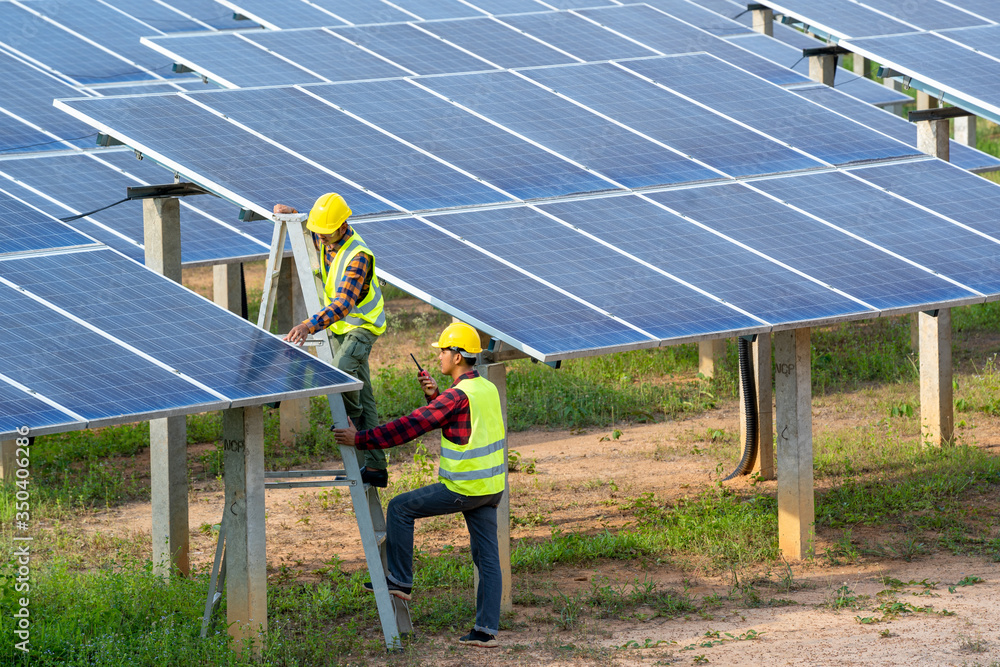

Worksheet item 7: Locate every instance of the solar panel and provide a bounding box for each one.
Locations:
[498,11,658,61]
[791,84,1000,173]
[0,187,97,254]
[88,79,217,96]
[304,79,621,199]
[845,31,1000,118]
[724,32,911,107]
[354,216,658,358]
[686,0,752,27]
[848,160,1000,240]
[941,0,1000,22]
[574,4,810,85]
[56,92,402,219]
[244,29,410,81]
[757,0,917,39]
[0,116,64,155]
[646,182,978,310]
[162,0,259,29]
[853,0,988,31]
[637,0,754,36]
[212,0,347,28]
[752,170,1000,295]
[86,0,208,33]
[425,203,764,336]
[326,23,497,75]
[303,0,413,24]
[939,24,1000,61]
[0,248,361,402]
[0,378,84,438]
[419,70,723,187]
[621,54,922,165]
[464,0,552,14]
[416,16,579,69]
[540,0,618,8]
[192,86,516,211]
[519,62,824,177]
[388,0,485,20]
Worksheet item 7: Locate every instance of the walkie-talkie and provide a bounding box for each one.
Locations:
[410,353,428,378]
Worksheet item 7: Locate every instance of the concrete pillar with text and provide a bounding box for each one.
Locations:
[144,197,189,578]
[223,406,267,653]
[774,328,814,560]
[741,334,774,480]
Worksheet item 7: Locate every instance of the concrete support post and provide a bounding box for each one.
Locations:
[917,119,950,161]
[278,259,310,445]
[212,263,242,315]
[223,406,267,654]
[919,310,953,446]
[955,116,977,148]
[809,55,837,86]
[740,334,774,480]
[0,440,15,480]
[852,55,871,78]
[916,91,939,111]
[698,339,726,379]
[473,361,512,613]
[774,328,814,560]
[751,7,773,36]
[144,197,188,579]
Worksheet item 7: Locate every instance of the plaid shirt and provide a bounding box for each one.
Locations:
[354,370,478,450]
[304,227,373,334]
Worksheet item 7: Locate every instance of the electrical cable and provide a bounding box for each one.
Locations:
[722,336,759,481]
[0,132,98,153]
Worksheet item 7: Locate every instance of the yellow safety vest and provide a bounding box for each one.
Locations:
[321,228,386,336]
[439,376,507,497]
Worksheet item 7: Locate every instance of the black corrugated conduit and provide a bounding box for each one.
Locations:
[723,335,758,481]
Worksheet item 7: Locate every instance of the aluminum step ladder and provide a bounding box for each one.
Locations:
[200,212,412,651]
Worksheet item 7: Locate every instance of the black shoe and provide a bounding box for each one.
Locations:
[363,578,411,601]
[335,466,388,488]
[458,629,498,648]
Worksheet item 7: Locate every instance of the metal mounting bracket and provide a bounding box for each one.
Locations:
[126,182,211,199]
[908,107,974,122]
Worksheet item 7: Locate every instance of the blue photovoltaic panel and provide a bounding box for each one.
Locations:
[0,116,61,155]
[149,34,327,87]
[760,0,916,38]
[197,86,512,211]
[941,25,1000,61]
[541,0,618,8]
[327,23,496,75]
[576,4,810,86]
[0,280,222,419]
[421,71,722,187]
[0,188,95,254]
[791,85,1000,173]
[424,205,762,338]
[0,379,82,438]
[639,0,753,35]
[288,0,411,24]
[646,184,977,310]
[0,52,99,149]
[0,249,362,400]
[0,152,271,265]
[520,63,823,177]
[622,55,921,165]
[306,79,620,200]
[942,0,1000,22]
[418,17,578,69]
[464,0,551,14]
[687,0,752,26]
[499,11,657,61]
[163,0,259,29]
[97,0,208,32]
[355,217,654,357]
[849,160,1000,240]
[752,171,1000,295]
[0,3,157,83]
[58,93,400,217]
[245,29,410,82]
[855,0,987,31]
[90,80,216,96]
[848,32,1000,112]
[213,0,347,28]
[388,0,484,20]
[537,195,870,324]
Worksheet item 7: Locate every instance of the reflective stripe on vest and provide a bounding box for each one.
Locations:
[439,376,506,497]
[320,228,386,336]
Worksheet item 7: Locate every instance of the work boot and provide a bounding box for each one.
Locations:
[363,578,411,601]
[335,466,388,488]
[458,629,498,648]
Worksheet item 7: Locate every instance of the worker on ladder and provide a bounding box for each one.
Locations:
[274,193,389,487]
[334,322,506,648]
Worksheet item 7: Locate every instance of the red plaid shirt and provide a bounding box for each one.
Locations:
[303,227,373,334]
[354,370,478,450]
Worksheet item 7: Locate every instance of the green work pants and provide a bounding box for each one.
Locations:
[331,327,385,471]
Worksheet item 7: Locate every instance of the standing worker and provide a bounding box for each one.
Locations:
[333,322,506,648]
[274,193,389,487]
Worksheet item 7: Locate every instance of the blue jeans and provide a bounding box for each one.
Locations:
[386,482,504,635]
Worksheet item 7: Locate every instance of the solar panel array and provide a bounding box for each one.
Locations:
[0,188,361,438]
[58,50,1000,361]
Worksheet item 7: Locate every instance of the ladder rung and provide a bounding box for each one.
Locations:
[265,479,355,489]
[265,469,347,479]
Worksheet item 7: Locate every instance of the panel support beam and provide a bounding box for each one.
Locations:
[748,4,773,36]
[919,310,953,446]
[742,334,774,481]
[472,361,512,613]
[774,328,814,560]
[223,406,267,654]
[144,196,188,579]
[698,339,726,379]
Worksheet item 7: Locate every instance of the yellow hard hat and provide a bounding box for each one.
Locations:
[306,193,352,234]
[432,322,483,354]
